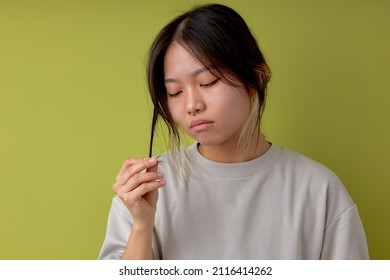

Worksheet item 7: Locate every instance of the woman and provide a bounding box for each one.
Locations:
[99,3,368,260]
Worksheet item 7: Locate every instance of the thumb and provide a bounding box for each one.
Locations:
[146,158,158,173]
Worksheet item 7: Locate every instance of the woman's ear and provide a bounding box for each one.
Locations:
[257,63,272,87]
[247,87,258,102]
[248,87,258,100]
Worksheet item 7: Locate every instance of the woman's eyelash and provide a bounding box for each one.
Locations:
[168,91,182,97]
[167,79,219,96]
[201,79,219,87]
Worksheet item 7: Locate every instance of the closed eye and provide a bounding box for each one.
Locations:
[167,91,182,97]
[201,79,219,88]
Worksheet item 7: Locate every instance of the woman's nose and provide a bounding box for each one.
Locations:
[186,87,206,116]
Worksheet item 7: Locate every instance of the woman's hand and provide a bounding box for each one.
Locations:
[112,157,165,227]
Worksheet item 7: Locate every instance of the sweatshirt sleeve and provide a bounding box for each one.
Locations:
[98,196,132,260]
[320,204,369,259]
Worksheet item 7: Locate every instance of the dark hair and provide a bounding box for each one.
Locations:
[147,3,271,157]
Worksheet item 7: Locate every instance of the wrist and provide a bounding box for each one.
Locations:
[132,219,155,232]
[124,220,155,260]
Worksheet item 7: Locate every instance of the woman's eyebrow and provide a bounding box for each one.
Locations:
[191,67,209,77]
[164,67,209,84]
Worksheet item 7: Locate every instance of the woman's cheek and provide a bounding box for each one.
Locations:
[168,102,181,123]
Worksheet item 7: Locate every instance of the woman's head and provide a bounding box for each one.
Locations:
[147,3,271,157]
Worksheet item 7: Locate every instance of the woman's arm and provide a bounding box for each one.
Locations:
[121,221,154,259]
[110,157,165,259]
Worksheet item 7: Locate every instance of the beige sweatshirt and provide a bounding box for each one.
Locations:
[99,143,368,259]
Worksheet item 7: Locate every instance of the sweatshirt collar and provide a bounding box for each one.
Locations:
[186,142,282,178]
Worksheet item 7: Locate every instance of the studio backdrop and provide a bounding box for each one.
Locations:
[0,0,389,259]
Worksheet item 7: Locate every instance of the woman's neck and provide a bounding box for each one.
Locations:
[197,133,271,163]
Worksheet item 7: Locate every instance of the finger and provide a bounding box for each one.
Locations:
[123,180,166,204]
[120,171,164,194]
[116,158,141,180]
[113,158,159,193]
[146,160,159,173]
[117,157,158,185]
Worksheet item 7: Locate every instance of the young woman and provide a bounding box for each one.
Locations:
[99,4,368,260]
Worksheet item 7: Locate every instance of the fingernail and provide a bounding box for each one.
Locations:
[148,157,157,163]
[157,172,164,178]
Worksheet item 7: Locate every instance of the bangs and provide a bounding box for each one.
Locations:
[175,39,242,88]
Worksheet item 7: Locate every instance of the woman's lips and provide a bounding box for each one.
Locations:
[190,119,214,132]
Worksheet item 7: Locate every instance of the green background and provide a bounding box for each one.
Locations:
[1,0,389,259]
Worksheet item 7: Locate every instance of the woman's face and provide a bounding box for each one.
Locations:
[163,41,252,148]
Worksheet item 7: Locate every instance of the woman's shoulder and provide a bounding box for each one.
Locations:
[277,145,354,204]
[277,145,355,208]
[277,145,341,182]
